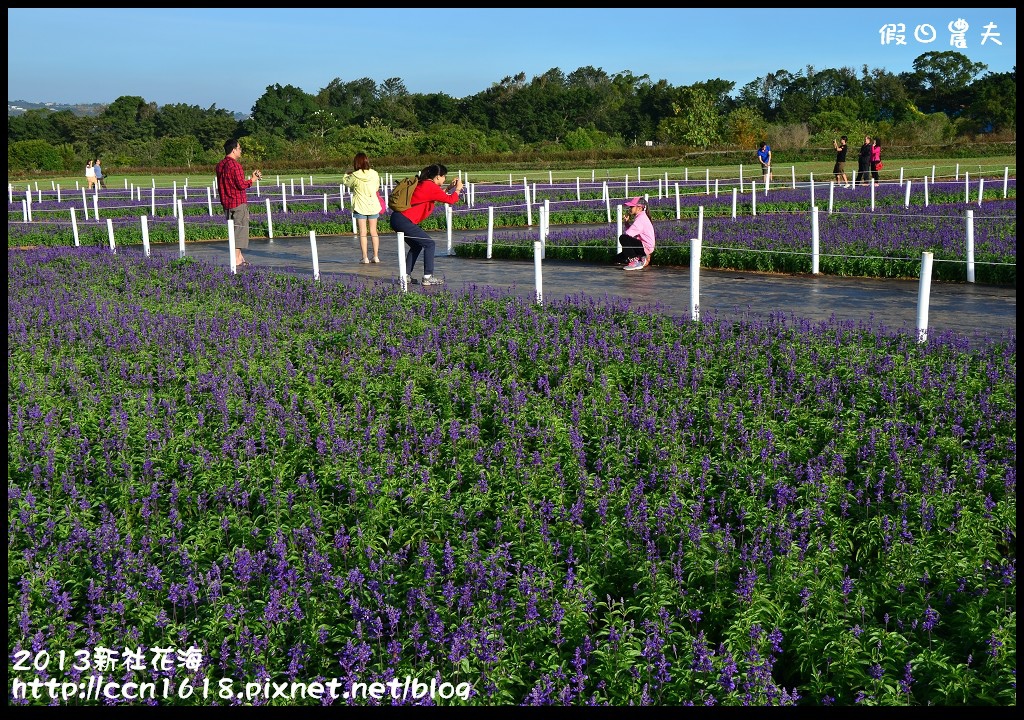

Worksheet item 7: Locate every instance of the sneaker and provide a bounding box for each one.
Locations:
[372,256,380,263]
[421,275,445,286]
[623,257,644,271]
[360,258,370,264]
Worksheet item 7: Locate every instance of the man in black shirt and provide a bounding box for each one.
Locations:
[833,136,849,187]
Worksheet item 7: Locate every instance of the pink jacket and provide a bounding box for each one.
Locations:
[624,210,656,255]
[871,145,881,163]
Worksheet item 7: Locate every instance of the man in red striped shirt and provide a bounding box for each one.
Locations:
[215,139,262,267]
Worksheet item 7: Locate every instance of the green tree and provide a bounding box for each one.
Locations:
[656,88,721,148]
[156,103,238,151]
[412,92,459,124]
[49,110,95,148]
[95,96,158,150]
[316,77,378,126]
[861,68,915,123]
[249,84,320,140]
[901,51,988,117]
[961,69,1016,134]
[7,109,54,143]
[8,139,64,172]
[158,136,204,169]
[723,107,767,148]
[563,126,620,151]
[375,77,417,130]
[415,123,492,156]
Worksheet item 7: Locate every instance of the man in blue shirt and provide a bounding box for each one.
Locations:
[757,142,772,184]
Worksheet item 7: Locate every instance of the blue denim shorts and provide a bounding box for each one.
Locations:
[353,212,380,220]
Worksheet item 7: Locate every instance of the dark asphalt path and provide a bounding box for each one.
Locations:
[165,231,1016,339]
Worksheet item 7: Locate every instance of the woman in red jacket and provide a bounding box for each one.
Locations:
[390,163,463,286]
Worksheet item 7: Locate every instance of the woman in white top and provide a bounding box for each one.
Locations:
[341,152,383,263]
[85,161,96,190]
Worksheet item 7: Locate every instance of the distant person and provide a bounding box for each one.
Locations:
[857,135,873,186]
[833,136,849,187]
[757,142,772,184]
[85,160,96,190]
[615,197,656,271]
[871,138,883,183]
[93,159,104,189]
[390,163,462,286]
[342,152,382,264]
[215,139,262,267]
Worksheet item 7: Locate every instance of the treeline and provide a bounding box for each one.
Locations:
[7,50,1015,175]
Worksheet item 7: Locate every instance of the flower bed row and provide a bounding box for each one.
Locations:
[8,247,1017,705]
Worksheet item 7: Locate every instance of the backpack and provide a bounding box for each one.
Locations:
[388,174,420,212]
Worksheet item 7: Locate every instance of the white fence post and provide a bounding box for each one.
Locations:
[397,231,408,292]
[616,205,623,254]
[446,204,454,256]
[265,198,274,241]
[177,200,186,255]
[141,215,151,257]
[310,230,320,281]
[966,209,975,284]
[811,206,820,275]
[916,251,934,343]
[486,206,494,259]
[70,208,80,247]
[690,237,702,321]
[228,219,237,273]
[533,241,543,305]
[106,218,116,254]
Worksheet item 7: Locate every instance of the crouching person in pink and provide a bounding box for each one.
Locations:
[616,197,656,270]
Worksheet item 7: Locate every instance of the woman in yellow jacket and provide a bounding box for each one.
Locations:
[342,152,383,263]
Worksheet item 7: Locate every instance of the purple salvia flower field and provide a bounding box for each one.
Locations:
[6,186,1018,708]
[8,244,1015,708]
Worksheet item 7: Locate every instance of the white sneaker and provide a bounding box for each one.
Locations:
[421,275,444,286]
[360,258,370,264]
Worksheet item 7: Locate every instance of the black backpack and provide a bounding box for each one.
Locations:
[388,174,420,212]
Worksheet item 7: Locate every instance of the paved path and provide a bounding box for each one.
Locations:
[167,232,1016,339]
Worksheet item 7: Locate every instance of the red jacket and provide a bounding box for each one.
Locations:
[399,179,460,224]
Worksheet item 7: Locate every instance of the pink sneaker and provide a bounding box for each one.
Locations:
[623,257,644,271]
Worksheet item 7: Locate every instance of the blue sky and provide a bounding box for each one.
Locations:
[7,8,1016,115]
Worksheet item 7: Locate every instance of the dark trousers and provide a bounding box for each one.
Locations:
[614,234,645,264]
[390,210,435,276]
[858,163,870,184]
